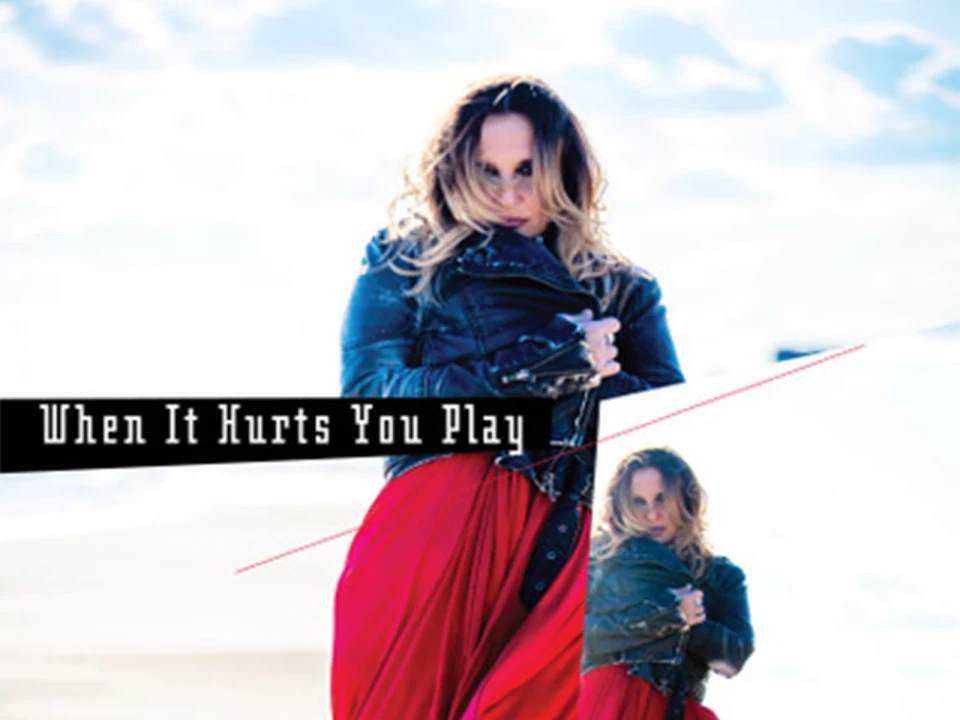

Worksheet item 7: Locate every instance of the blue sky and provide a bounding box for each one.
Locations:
[1,0,958,395]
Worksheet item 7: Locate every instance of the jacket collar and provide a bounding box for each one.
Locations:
[618,535,694,578]
[453,226,591,298]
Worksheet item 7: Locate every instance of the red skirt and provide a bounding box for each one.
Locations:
[579,665,719,720]
[331,453,590,720]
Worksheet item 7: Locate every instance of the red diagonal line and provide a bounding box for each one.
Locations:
[233,343,865,574]
[516,342,867,471]
[233,526,359,575]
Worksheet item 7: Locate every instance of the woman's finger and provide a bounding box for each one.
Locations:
[597,360,620,378]
[588,341,615,366]
[583,317,621,337]
[558,309,594,329]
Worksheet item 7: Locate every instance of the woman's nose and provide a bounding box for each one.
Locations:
[645,508,662,522]
[498,185,519,206]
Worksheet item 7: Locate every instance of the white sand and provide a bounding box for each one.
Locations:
[0,507,368,720]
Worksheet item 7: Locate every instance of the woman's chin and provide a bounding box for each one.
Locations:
[505,219,549,238]
[645,528,673,544]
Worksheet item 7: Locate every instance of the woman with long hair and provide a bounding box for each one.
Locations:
[581,448,755,720]
[333,75,685,720]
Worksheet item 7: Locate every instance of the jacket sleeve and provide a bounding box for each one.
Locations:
[686,561,755,677]
[341,235,600,399]
[583,591,689,658]
[597,271,685,401]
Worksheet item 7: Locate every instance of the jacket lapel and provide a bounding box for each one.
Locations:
[454,228,592,298]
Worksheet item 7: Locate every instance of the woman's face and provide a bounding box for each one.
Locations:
[476,112,550,239]
[629,468,680,544]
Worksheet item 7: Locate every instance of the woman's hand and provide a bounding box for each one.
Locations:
[560,309,621,379]
[670,585,706,627]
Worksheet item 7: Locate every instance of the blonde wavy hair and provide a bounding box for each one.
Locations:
[595,447,713,581]
[385,74,630,300]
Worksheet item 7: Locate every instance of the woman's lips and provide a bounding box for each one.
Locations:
[500,217,527,228]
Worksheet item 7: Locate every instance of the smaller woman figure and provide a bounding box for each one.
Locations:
[580,447,755,720]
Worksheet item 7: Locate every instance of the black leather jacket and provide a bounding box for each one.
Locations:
[340,225,685,503]
[583,535,755,706]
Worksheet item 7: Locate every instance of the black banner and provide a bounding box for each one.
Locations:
[0,398,553,473]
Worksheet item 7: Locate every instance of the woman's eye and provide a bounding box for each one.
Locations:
[480,164,500,178]
[633,498,646,506]
[516,162,533,177]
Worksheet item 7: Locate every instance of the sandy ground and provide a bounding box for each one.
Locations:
[0,506,366,720]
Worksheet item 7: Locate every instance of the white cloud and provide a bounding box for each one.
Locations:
[616,55,662,88]
[903,50,960,110]
[0,5,45,71]
[775,57,898,141]
[673,54,764,91]
[476,0,739,24]
[715,18,960,133]
[34,0,175,54]
[34,0,83,25]
[24,0,320,59]
[699,27,905,142]
[615,54,763,94]
[827,19,960,103]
